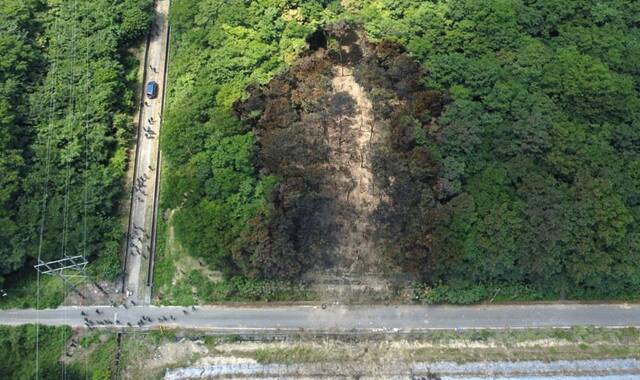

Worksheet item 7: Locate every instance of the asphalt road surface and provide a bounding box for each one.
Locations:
[124,0,169,304]
[2,304,639,333]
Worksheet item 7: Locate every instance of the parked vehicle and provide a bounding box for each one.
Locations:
[146,81,158,99]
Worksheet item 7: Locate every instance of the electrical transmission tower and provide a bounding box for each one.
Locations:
[35,255,116,304]
[34,255,89,298]
[34,256,88,299]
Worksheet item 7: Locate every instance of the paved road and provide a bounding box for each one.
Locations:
[124,0,170,304]
[2,304,640,333]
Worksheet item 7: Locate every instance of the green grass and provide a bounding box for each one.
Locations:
[153,205,315,305]
[152,213,178,301]
[0,325,70,379]
[69,334,118,380]
[119,330,188,380]
[157,270,314,305]
[412,282,640,304]
[251,346,336,364]
[0,325,119,380]
[0,269,66,309]
[427,326,640,345]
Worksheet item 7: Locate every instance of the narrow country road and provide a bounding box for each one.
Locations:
[2,304,640,333]
[123,0,170,304]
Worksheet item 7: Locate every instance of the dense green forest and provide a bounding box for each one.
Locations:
[0,0,153,287]
[161,0,336,276]
[162,0,640,301]
[353,0,640,299]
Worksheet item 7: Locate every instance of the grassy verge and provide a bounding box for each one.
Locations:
[153,206,314,305]
[158,272,314,305]
[412,283,640,304]
[0,325,117,380]
[120,331,188,380]
[0,268,66,309]
[69,333,118,380]
[0,325,70,379]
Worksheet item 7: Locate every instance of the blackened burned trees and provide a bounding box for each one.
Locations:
[326,21,363,75]
[355,40,448,278]
[236,26,449,281]
[236,53,343,278]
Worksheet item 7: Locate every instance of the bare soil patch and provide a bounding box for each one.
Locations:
[328,65,380,274]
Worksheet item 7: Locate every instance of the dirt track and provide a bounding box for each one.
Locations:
[330,65,379,274]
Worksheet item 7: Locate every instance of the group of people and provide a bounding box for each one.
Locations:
[134,173,148,201]
[128,223,149,259]
[144,116,157,139]
[64,338,80,357]
[80,306,198,329]
[80,310,118,330]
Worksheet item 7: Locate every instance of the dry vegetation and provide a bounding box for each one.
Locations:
[116,328,640,379]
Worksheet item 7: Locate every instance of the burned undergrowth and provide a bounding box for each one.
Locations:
[355,40,448,278]
[235,24,448,283]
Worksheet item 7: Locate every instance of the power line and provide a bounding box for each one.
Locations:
[35,5,64,377]
[82,0,90,263]
[84,5,90,374]
[62,1,75,376]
